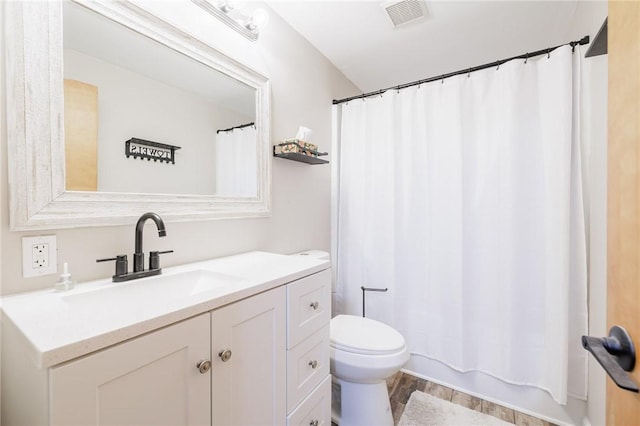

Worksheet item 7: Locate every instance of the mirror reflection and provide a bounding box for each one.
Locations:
[63,3,258,197]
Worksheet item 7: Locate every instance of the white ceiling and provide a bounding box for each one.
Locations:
[267,1,587,94]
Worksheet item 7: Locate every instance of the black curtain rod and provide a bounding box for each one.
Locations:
[216,122,255,134]
[332,35,590,105]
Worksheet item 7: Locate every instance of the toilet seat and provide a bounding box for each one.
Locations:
[330,315,406,355]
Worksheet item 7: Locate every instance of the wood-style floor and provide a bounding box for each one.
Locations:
[386,371,556,426]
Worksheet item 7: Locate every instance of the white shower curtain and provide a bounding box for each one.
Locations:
[334,45,587,404]
[215,125,257,197]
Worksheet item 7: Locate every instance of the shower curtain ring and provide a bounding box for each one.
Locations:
[396,85,401,94]
[467,68,471,78]
[496,60,500,71]
[524,53,528,64]
[547,48,551,59]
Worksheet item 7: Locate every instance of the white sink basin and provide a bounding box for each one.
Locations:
[63,269,245,308]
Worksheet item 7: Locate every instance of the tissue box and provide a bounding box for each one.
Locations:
[274,139,318,157]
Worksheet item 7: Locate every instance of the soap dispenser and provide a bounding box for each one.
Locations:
[55,262,75,291]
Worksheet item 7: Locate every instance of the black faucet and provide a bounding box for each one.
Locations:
[97,212,173,282]
[133,212,167,273]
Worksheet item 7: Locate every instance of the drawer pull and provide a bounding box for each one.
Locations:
[197,360,211,374]
[219,349,232,362]
[309,301,319,310]
[308,360,318,369]
[309,420,319,426]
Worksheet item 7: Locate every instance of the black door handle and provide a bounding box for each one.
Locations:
[582,325,639,392]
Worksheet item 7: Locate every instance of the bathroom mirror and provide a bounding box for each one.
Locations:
[6,0,271,230]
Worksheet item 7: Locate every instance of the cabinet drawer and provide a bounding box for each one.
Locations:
[287,269,331,348]
[287,325,330,411]
[287,375,331,426]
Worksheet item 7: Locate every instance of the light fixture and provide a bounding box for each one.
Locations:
[245,8,270,32]
[218,0,235,13]
[191,0,269,41]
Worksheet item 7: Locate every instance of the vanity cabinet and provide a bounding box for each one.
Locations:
[1,256,331,426]
[48,287,287,426]
[50,314,211,425]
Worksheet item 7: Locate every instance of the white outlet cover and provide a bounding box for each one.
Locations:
[22,235,57,278]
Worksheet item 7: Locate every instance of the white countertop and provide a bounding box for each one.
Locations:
[0,251,330,369]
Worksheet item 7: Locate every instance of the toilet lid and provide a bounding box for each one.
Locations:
[330,315,406,355]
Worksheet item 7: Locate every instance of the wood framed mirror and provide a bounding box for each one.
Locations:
[5,0,271,231]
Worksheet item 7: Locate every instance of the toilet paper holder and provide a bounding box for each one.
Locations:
[582,325,638,392]
[360,286,388,317]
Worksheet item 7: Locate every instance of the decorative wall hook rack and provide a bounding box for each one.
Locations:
[125,138,181,164]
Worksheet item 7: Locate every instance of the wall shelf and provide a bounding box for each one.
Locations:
[273,146,329,165]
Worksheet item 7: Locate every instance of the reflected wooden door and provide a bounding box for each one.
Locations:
[607,0,640,424]
[64,79,98,191]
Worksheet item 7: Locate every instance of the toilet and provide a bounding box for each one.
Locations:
[292,250,410,426]
[330,315,410,425]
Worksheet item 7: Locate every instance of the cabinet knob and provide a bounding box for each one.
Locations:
[308,360,318,369]
[219,349,232,362]
[309,301,319,310]
[197,360,211,374]
[309,420,319,426]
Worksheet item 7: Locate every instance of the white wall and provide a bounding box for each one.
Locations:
[0,1,359,296]
[64,49,252,195]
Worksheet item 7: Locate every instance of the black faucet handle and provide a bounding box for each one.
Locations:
[96,255,128,277]
[96,254,128,263]
[149,250,173,270]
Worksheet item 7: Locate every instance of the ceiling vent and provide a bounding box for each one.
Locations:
[382,0,428,28]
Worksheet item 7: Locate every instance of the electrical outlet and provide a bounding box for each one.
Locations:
[32,244,49,268]
[22,235,57,278]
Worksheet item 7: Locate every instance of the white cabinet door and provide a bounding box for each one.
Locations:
[211,286,286,426]
[50,314,211,426]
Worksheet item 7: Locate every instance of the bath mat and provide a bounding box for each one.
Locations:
[398,391,513,426]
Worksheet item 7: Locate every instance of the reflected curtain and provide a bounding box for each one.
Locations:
[215,125,257,197]
[334,45,587,404]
